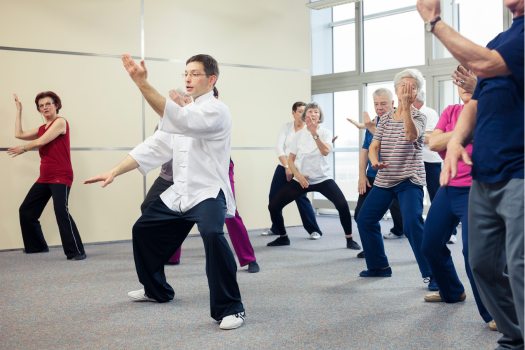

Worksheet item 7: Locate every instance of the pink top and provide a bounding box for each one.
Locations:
[435,104,473,187]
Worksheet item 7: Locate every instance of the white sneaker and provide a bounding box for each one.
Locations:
[383,232,404,239]
[219,312,245,330]
[261,229,275,236]
[447,235,457,244]
[309,232,321,240]
[127,288,156,302]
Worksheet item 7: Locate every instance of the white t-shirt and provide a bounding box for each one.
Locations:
[420,105,443,163]
[288,127,333,185]
[275,121,305,159]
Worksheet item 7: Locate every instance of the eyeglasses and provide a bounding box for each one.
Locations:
[181,72,207,78]
[38,102,54,109]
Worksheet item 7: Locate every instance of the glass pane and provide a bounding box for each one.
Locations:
[334,90,359,148]
[311,8,333,75]
[437,79,460,117]
[333,23,356,73]
[333,3,355,21]
[363,11,424,72]
[433,0,503,59]
[363,0,415,16]
[335,152,360,201]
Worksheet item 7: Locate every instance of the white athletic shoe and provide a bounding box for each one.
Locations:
[309,232,321,240]
[260,229,275,236]
[127,288,156,302]
[383,232,404,239]
[219,312,246,330]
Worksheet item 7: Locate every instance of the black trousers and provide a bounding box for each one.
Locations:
[19,182,84,258]
[269,179,352,235]
[132,191,244,321]
[354,176,404,236]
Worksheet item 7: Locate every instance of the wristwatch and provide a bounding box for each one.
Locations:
[425,16,441,33]
[313,135,319,140]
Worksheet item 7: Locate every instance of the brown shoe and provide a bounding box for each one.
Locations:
[424,292,466,303]
[488,320,498,331]
[424,292,443,302]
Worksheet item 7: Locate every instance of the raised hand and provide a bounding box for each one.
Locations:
[122,54,148,85]
[452,66,477,93]
[13,94,22,113]
[347,118,365,129]
[363,112,373,128]
[305,115,319,134]
[399,81,417,111]
[169,89,193,107]
[416,0,441,22]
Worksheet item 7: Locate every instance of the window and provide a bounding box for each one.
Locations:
[363,10,424,72]
[433,0,504,59]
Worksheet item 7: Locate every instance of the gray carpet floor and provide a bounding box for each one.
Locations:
[0,215,500,350]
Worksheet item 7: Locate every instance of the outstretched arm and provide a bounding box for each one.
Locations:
[84,155,139,188]
[8,117,66,157]
[122,54,166,117]
[417,0,512,78]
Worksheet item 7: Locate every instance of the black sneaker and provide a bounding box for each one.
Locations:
[267,236,290,247]
[346,238,361,250]
[68,253,86,261]
[357,251,365,258]
[359,267,392,277]
[247,261,260,273]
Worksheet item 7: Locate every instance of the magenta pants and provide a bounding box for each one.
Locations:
[169,159,256,266]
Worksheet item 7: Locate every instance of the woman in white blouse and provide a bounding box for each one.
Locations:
[262,102,322,238]
[266,102,361,250]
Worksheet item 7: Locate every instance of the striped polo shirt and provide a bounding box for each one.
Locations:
[372,108,426,188]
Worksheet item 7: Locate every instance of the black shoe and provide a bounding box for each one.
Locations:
[68,253,86,261]
[267,236,290,247]
[346,238,361,250]
[165,261,180,265]
[247,261,260,273]
[357,251,365,258]
[359,266,392,277]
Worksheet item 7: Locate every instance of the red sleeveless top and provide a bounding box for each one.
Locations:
[36,118,74,187]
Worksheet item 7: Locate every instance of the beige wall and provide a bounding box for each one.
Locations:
[0,0,311,250]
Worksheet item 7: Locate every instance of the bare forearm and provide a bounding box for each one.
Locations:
[402,109,418,141]
[450,101,478,145]
[359,149,368,177]
[432,21,510,78]
[111,155,140,177]
[429,131,452,152]
[369,142,380,165]
[278,155,288,167]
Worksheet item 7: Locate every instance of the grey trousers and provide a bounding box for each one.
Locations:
[469,179,524,349]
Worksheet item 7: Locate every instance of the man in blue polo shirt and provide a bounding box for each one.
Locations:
[417,0,524,348]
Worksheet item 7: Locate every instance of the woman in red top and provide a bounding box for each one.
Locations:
[8,91,85,260]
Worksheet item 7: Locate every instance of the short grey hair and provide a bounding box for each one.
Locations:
[373,88,393,101]
[302,102,324,123]
[393,68,424,94]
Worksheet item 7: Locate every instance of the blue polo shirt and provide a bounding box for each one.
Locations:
[472,15,524,183]
[362,117,380,178]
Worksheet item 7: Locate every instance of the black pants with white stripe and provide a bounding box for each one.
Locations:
[19,182,84,258]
